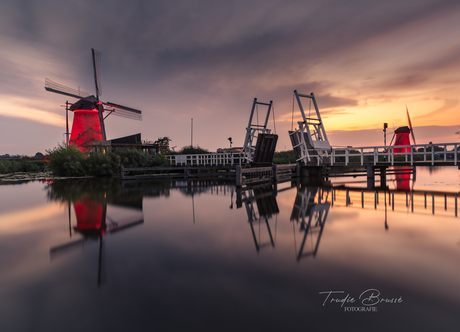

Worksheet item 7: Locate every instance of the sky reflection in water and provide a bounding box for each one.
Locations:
[0,168,460,331]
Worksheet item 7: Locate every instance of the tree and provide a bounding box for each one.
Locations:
[153,137,172,148]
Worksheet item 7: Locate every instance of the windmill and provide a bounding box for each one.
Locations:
[387,105,417,191]
[45,49,142,152]
[388,105,417,153]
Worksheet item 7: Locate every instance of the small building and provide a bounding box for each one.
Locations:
[91,133,164,155]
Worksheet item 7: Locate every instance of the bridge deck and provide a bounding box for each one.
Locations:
[302,142,460,167]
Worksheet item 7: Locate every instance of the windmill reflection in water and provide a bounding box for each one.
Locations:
[48,180,144,286]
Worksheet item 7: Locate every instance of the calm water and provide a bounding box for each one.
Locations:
[1,167,460,331]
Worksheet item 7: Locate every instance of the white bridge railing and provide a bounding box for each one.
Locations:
[305,142,459,166]
[167,153,244,166]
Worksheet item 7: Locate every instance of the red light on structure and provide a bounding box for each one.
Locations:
[74,197,104,230]
[69,108,103,152]
[394,126,411,153]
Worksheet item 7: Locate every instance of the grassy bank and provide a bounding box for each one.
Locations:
[47,145,169,177]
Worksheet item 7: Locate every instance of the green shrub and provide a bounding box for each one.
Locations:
[178,146,210,154]
[86,152,121,177]
[46,145,170,177]
[273,151,296,164]
[0,159,44,174]
[47,144,87,177]
[0,161,11,174]
[148,153,169,167]
[116,148,151,168]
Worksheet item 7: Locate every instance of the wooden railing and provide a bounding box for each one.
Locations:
[167,153,244,166]
[332,186,459,216]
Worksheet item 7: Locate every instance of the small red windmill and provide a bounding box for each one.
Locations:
[389,105,416,153]
[45,49,142,152]
[389,105,416,190]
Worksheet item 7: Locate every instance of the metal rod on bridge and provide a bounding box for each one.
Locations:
[432,194,435,214]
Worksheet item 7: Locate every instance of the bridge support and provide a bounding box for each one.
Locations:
[366,166,388,189]
[367,167,375,189]
[380,167,387,188]
[300,166,324,183]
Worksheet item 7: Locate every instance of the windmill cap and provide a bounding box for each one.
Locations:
[395,126,410,134]
[69,95,98,110]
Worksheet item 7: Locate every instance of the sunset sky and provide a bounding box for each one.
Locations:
[1,0,460,155]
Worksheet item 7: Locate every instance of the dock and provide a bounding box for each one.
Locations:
[121,163,298,186]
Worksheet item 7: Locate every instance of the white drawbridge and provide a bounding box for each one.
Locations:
[289,90,331,165]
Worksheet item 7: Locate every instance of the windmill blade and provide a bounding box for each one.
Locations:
[49,238,87,260]
[106,217,144,234]
[92,48,102,99]
[45,78,90,99]
[406,105,416,145]
[103,102,142,120]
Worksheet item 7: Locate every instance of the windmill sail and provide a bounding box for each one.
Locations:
[92,48,102,99]
[103,102,142,120]
[92,48,106,140]
[406,105,416,145]
[45,78,90,99]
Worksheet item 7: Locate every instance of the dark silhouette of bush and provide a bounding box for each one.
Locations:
[46,145,169,177]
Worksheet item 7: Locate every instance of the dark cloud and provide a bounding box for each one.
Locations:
[316,94,358,109]
[1,0,460,153]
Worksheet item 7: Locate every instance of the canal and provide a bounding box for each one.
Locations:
[0,166,459,331]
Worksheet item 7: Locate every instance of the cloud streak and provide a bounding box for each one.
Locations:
[1,0,460,154]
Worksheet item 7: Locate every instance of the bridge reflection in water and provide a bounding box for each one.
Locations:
[234,176,458,261]
[46,176,458,279]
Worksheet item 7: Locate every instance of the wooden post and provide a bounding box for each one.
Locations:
[121,165,125,180]
[367,166,374,189]
[272,164,277,182]
[392,191,394,211]
[455,194,457,217]
[411,192,414,212]
[380,167,386,188]
[236,166,242,186]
